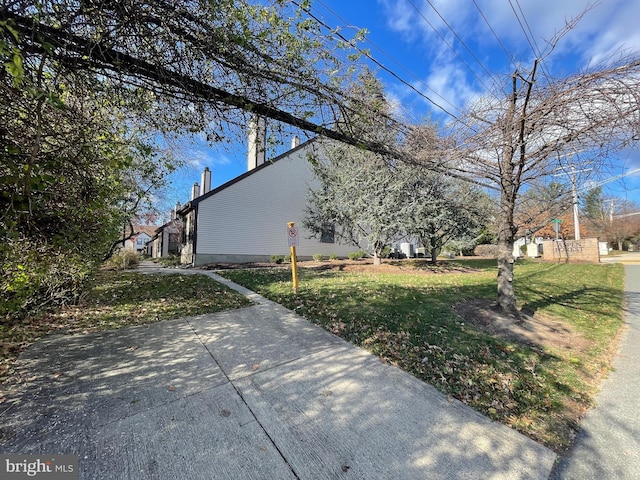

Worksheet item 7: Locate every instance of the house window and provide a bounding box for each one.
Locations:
[136,238,144,245]
[320,224,335,243]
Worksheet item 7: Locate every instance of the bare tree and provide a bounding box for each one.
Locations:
[444,53,640,314]
[406,8,640,316]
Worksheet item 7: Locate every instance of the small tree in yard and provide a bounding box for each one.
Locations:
[307,91,492,266]
[400,163,492,263]
[305,72,407,265]
[582,188,640,249]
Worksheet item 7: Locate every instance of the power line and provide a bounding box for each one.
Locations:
[514,0,542,57]
[294,0,462,122]
[507,0,538,59]
[505,0,553,81]
[471,0,517,69]
[314,0,464,120]
[512,0,553,80]
[413,0,503,93]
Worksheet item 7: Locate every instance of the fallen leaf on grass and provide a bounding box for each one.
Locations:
[252,363,260,371]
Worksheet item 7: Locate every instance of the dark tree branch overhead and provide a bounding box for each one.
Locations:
[1,8,397,155]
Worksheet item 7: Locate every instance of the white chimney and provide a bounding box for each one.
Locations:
[247,115,266,170]
[200,167,211,196]
[173,202,181,220]
[191,182,199,200]
[291,135,300,149]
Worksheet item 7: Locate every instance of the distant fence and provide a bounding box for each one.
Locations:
[541,238,600,262]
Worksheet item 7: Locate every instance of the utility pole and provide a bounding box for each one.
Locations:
[570,162,581,240]
[609,199,615,225]
[554,154,588,240]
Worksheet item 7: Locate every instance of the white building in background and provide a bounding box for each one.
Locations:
[177,137,356,266]
[123,225,156,253]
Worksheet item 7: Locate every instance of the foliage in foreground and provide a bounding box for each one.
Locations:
[0,271,252,386]
[1,19,173,321]
[1,240,97,321]
[218,260,624,452]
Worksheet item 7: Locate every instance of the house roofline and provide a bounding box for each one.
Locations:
[176,136,318,216]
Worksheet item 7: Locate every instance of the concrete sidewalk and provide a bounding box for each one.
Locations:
[1,268,556,479]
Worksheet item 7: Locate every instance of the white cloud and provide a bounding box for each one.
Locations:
[423,60,481,110]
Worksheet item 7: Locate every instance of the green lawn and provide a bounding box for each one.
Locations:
[218,259,625,452]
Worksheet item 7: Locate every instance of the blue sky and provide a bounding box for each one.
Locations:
[161,0,640,216]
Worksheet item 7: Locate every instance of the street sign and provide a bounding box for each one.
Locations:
[287,225,299,246]
[287,222,299,294]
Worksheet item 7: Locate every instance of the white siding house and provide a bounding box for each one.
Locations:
[177,139,356,266]
[124,229,154,253]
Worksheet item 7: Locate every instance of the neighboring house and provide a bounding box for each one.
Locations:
[148,219,182,258]
[177,138,356,266]
[123,225,157,253]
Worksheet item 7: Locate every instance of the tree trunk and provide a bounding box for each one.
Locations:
[495,69,527,317]
[496,185,518,315]
[496,236,518,315]
[373,241,384,265]
[430,237,438,264]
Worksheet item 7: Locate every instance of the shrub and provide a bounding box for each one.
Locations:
[312,254,324,262]
[270,255,283,264]
[1,239,95,320]
[473,244,498,258]
[104,249,140,270]
[284,254,292,263]
[348,250,367,260]
[329,253,339,260]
